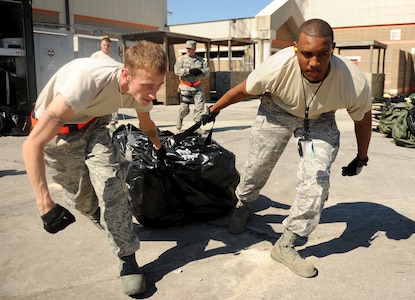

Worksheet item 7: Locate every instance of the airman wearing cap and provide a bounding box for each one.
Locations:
[186,40,197,49]
[174,40,210,131]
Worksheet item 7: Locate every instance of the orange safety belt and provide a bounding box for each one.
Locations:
[180,80,201,87]
[30,112,97,135]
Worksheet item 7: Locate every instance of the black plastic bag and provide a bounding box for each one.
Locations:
[113,124,239,228]
[0,106,30,136]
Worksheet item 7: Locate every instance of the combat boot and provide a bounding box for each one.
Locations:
[271,228,317,278]
[119,254,146,296]
[176,118,183,130]
[228,200,250,235]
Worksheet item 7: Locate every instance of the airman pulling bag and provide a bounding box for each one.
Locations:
[113,124,239,228]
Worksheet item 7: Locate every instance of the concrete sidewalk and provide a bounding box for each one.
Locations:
[1,99,414,299]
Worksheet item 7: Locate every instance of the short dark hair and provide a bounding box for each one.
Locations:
[101,37,112,44]
[296,19,334,43]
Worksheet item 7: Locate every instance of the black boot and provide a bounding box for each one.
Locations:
[228,200,250,235]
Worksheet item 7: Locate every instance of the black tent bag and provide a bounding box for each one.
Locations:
[113,124,239,228]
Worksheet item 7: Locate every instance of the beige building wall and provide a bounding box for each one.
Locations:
[334,24,415,95]
[296,0,414,27]
[172,18,256,40]
[32,0,168,35]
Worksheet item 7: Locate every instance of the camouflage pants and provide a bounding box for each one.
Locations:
[236,96,340,237]
[43,116,140,257]
[178,87,206,122]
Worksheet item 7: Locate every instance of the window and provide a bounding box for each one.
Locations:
[390,29,401,41]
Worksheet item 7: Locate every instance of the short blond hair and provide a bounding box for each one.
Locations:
[124,40,168,76]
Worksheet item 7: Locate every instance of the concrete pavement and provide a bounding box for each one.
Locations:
[1,99,414,299]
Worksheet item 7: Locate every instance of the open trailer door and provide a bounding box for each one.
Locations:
[0,0,36,136]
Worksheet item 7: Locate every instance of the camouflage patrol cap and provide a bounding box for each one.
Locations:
[186,40,196,49]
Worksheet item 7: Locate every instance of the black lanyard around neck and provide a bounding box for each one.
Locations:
[300,74,324,139]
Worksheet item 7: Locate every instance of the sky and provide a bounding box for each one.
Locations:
[167,0,274,25]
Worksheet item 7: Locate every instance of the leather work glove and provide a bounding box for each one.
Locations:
[152,145,166,161]
[201,106,219,125]
[41,204,76,234]
[189,68,202,76]
[342,156,369,176]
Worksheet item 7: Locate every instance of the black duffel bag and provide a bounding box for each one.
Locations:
[113,123,239,228]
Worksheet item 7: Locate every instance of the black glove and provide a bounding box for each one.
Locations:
[41,204,76,234]
[201,106,219,125]
[342,156,369,176]
[189,68,202,76]
[152,145,166,161]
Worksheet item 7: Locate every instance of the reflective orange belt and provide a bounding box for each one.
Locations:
[30,111,97,135]
[180,80,201,87]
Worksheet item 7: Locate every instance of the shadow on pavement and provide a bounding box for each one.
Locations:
[0,169,26,177]
[130,198,415,298]
[210,125,251,132]
[131,195,284,298]
[300,201,415,258]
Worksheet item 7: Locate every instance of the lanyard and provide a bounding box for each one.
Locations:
[300,74,324,139]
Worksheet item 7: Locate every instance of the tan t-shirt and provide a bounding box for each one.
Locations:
[90,50,121,62]
[246,46,372,121]
[34,58,152,123]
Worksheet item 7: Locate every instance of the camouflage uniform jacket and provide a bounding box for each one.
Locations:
[174,54,209,91]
